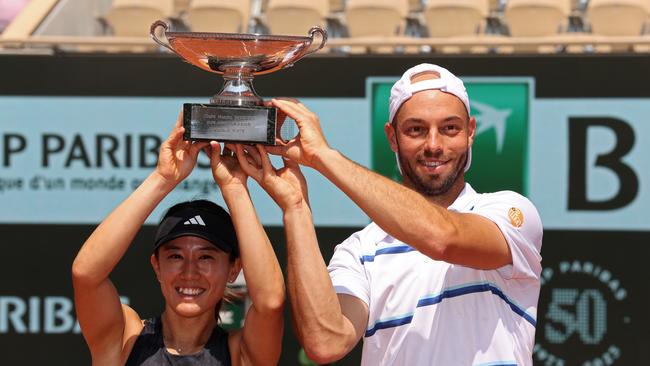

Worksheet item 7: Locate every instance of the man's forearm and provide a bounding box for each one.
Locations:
[313,148,455,258]
[284,203,357,360]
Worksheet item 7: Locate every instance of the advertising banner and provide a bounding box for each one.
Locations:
[5,85,648,231]
[530,100,650,231]
[0,96,368,226]
[2,54,649,366]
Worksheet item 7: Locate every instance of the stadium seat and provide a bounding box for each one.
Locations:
[587,0,649,36]
[345,0,409,52]
[186,0,251,33]
[424,0,489,37]
[265,0,328,36]
[586,0,650,52]
[422,0,493,53]
[346,0,409,37]
[501,0,570,53]
[504,0,570,36]
[105,0,174,37]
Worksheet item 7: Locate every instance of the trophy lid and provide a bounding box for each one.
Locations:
[151,22,327,76]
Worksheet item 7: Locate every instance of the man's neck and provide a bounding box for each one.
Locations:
[419,178,466,208]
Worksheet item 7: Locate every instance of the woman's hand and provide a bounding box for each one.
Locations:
[207,141,248,189]
[155,114,207,188]
[235,144,309,211]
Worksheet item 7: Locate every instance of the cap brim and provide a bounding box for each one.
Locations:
[153,231,234,255]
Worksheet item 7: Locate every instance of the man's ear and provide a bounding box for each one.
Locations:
[150,254,161,282]
[228,258,242,283]
[384,122,398,153]
[467,116,477,148]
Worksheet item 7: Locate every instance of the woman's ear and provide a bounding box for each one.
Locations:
[228,258,242,283]
[150,254,161,283]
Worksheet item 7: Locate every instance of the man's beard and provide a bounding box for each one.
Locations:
[399,149,467,197]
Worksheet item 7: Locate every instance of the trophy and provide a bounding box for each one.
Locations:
[150,21,327,145]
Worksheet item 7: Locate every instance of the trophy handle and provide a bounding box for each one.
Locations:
[150,20,177,55]
[303,26,328,57]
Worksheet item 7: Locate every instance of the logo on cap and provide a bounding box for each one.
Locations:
[183,215,206,226]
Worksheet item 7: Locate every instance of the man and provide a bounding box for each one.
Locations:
[241,63,543,365]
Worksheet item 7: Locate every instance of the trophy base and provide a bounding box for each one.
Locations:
[183,103,277,145]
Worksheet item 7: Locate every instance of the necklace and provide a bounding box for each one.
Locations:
[163,337,185,354]
[161,318,212,355]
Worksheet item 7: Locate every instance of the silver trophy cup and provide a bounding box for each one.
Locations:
[150,21,327,145]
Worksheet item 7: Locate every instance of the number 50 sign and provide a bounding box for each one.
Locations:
[534,261,631,366]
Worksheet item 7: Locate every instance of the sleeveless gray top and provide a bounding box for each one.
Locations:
[125,317,231,366]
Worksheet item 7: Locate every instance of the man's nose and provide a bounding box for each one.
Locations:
[423,129,443,154]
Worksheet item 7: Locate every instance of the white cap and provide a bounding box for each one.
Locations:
[389,63,472,172]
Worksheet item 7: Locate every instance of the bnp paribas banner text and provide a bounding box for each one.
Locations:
[2,77,648,231]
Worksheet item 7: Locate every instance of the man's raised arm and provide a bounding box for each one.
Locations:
[269,99,511,270]
[235,145,368,363]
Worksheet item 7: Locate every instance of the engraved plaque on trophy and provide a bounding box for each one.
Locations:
[150,21,327,145]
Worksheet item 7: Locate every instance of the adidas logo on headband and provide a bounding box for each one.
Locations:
[183,215,206,226]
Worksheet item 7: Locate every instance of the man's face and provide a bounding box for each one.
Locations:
[385,87,476,198]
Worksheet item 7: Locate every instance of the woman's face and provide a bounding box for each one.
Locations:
[151,236,240,318]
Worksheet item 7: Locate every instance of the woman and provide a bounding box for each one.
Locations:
[72,116,285,366]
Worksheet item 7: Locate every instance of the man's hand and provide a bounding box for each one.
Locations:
[235,144,309,211]
[155,113,207,188]
[267,98,331,169]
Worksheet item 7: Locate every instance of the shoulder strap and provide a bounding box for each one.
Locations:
[203,325,231,365]
[124,317,165,366]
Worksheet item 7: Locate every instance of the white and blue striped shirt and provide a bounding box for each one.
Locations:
[328,183,543,366]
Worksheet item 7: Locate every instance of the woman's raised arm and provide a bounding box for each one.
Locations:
[207,142,285,366]
[72,115,206,364]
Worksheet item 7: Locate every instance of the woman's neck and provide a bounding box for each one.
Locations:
[161,309,218,355]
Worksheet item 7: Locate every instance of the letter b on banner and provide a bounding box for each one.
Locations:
[568,117,638,210]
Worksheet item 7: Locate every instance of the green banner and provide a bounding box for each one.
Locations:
[219,298,245,331]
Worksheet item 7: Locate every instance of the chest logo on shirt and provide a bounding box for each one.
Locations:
[508,207,524,227]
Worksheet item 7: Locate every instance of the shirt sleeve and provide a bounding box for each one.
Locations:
[327,232,370,306]
[472,191,543,280]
